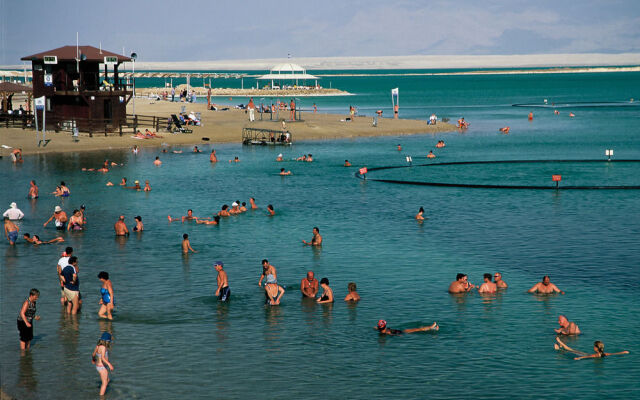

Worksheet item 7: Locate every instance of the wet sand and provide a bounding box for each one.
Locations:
[0,100,456,156]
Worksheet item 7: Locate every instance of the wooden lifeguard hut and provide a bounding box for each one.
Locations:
[21,45,132,132]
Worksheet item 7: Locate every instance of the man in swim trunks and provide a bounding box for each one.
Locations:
[528,275,564,295]
[57,247,73,305]
[300,271,319,298]
[494,273,508,288]
[375,320,438,335]
[448,273,475,293]
[555,315,581,335]
[61,256,80,314]
[214,261,230,302]
[302,227,322,246]
[258,259,277,286]
[4,217,19,245]
[477,273,497,294]
[182,233,197,254]
[114,216,129,236]
[44,206,68,230]
[28,180,39,199]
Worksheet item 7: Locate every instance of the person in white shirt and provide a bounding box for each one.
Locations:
[3,202,24,220]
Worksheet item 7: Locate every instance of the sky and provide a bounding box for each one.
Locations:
[2,0,640,65]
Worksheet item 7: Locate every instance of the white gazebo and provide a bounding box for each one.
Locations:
[257,63,319,89]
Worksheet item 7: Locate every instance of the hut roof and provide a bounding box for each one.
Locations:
[21,46,131,63]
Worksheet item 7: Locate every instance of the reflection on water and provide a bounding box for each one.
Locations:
[18,351,37,392]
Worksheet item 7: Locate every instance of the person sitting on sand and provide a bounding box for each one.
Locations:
[143,180,151,192]
[448,273,475,293]
[528,275,564,295]
[267,204,275,216]
[344,160,352,167]
[196,215,221,225]
[280,168,292,176]
[554,337,629,360]
[375,319,438,335]
[344,282,360,301]
[494,273,508,289]
[154,157,162,166]
[555,315,581,336]
[416,207,425,221]
[218,205,231,217]
[114,216,129,236]
[210,149,218,162]
[4,217,19,245]
[23,233,65,245]
[302,227,322,246]
[133,216,144,232]
[276,154,283,162]
[478,273,497,294]
[427,150,436,159]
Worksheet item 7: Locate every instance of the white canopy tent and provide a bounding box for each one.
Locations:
[257,63,319,88]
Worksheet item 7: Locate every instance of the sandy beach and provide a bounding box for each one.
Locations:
[0,100,455,156]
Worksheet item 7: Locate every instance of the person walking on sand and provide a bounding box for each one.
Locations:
[98,271,115,320]
[375,319,438,335]
[182,233,197,254]
[247,97,256,122]
[92,332,115,396]
[302,226,322,246]
[214,261,230,302]
[290,98,296,121]
[4,217,19,245]
[17,288,40,350]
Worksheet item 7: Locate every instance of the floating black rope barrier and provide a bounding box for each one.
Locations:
[354,160,640,190]
[512,101,638,108]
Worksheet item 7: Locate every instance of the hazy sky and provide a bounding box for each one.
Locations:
[2,0,639,64]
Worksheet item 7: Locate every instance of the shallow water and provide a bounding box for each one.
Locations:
[1,71,640,399]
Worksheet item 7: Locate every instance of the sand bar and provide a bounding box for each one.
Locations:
[0,100,455,156]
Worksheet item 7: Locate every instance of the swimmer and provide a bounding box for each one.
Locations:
[114,216,129,236]
[230,156,240,163]
[67,209,84,231]
[43,206,68,230]
[316,277,334,304]
[528,112,533,121]
[249,197,258,209]
[143,180,151,192]
[172,150,183,154]
[267,204,275,216]
[196,215,221,225]
[133,216,144,231]
[555,337,629,360]
[240,202,248,212]
[23,233,65,244]
[106,182,114,186]
[125,180,141,190]
[218,205,231,217]
[51,186,63,196]
[153,156,162,166]
[554,110,560,115]
[435,140,445,148]
[168,209,196,223]
[528,275,564,295]
[306,154,313,162]
[132,145,139,154]
[28,180,39,199]
[59,182,70,196]
[97,271,115,320]
[276,154,284,162]
[477,273,497,294]
[555,315,581,336]
[258,259,277,287]
[193,146,201,153]
[302,226,322,246]
[427,150,436,159]
[397,144,402,151]
[448,273,475,293]
[499,126,510,134]
[415,207,425,221]
[344,282,360,301]
[279,168,292,176]
[210,149,218,162]
[344,160,352,167]
[229,202,241,215]
[569,112,575,117]
[375,320,438,335]
[263,274,285,305]
[97,167,109,173]
[4,217,19,245]
[493,273,508,289]
[182,233,197,254]
[91,332,114,396]
[300,271,319,298]
[214,261,230,302]
[119,178,127,186]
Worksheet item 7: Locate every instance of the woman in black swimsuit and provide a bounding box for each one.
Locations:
[316,277,334,304]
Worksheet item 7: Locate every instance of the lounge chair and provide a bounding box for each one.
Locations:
[171,114,193,134]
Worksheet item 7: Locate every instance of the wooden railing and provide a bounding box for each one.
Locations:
[0,112,34,129]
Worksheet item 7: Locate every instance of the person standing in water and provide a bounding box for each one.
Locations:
[478,273,497,294]
[210,149,218,163]
[182,233,197,254]
[97,271,115,320]
[316,278,334,304]
[17,288,40,350]
[92,332,115,396]
[4,217,19,245]
[555,315,581,336]
[258,259,277,286]
[300,271,319,298]
[528,276,564,295]
[264,274,285,305]
[494,273,508,289]
[214,261,230,302]
[114,216,129,236]
[415,207,425,221]
[344,282,360,302]
[28,180,39,199]
[302,227,322,246]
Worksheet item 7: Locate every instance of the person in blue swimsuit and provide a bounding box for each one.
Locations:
[97,271,115,320]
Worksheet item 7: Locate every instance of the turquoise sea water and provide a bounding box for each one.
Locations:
[1,71,640,399]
